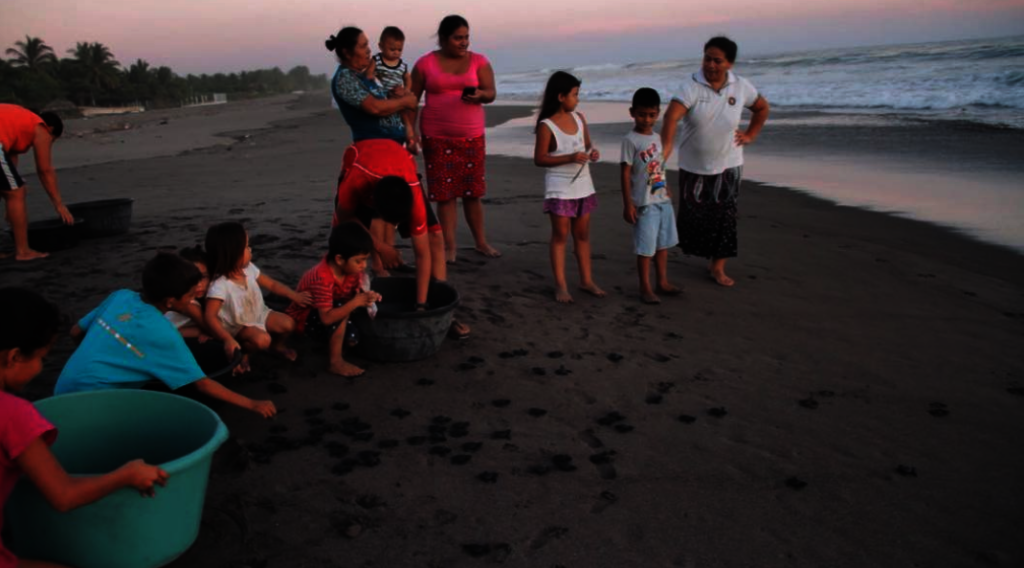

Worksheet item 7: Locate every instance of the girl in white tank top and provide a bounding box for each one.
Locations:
[533,71,606,304]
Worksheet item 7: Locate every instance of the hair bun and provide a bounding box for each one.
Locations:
[325,35,336,51]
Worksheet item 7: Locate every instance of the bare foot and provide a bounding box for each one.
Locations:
[579,283,607,298]
[271,345,298,362]
[710,270,735,287]
[232,354,252,376]
[656,284,683,296]
[474,244,502,258]
[445,249,457,264]
[447,319,471,340]
[555,287,574,304]
[641,292,661,304]
[329,360,365,377]
[15,249,49,261]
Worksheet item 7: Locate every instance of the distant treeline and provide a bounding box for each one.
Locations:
[1,36,328,113]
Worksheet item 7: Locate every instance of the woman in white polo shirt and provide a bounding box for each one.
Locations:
[662,36,769,287]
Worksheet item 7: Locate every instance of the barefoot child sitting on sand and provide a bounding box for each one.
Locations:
[204,222,311,372]
[286,222,382,377]
[620,88,681,304]
[534,71,605,303]
[1,288,169,568]
[54,253,277,418]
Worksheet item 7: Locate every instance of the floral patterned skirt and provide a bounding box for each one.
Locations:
[676,166,742,259]
[423,135,486,202]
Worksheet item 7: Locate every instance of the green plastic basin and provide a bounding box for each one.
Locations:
[5,390,229,568]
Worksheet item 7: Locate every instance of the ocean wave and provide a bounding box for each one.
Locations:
[495,35,1024,128]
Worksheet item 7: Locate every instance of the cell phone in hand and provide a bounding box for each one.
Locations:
[462,86,477,97]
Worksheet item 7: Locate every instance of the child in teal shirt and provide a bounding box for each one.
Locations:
[56,253,276,418]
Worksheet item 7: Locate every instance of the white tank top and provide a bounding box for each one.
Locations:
[540,112,595,200]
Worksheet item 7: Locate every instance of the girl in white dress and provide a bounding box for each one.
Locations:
[533,71,605,304]
[204,222,311,372]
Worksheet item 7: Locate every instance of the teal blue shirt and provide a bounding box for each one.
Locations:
[55,290,205,394]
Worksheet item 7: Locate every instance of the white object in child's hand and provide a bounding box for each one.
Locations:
[361,273,379,319]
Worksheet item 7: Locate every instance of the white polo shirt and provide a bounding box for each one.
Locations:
[671,70,760,175]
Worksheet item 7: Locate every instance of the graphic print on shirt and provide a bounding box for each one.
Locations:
[636,142,666,196]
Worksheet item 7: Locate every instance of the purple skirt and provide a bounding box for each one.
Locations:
[543,194,598,218]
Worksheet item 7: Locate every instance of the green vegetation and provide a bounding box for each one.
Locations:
[1,35,328,111]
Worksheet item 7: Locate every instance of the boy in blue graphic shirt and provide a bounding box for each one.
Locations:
[621,88,681,304]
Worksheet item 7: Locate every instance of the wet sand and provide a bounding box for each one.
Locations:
[3,93,1023,568]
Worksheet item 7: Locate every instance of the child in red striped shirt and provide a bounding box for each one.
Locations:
[287,223,381,377]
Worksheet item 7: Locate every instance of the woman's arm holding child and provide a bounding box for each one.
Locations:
[256,273,311,307]
[192,378,277,418]
[18,437,168,512]
[533,123,588,168]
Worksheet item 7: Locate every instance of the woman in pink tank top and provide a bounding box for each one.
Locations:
[411,15,501,261]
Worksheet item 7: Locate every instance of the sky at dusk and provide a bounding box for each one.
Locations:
[3,0,1024,75]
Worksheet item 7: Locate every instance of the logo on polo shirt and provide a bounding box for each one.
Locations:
[728,97,736,106]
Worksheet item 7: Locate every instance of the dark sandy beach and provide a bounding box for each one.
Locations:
[2,93,1023,568]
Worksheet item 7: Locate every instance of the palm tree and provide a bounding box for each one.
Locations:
[67,41,121,106]
[5,35,57,71]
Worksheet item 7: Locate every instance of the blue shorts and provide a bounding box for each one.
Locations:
[633,201,679,257]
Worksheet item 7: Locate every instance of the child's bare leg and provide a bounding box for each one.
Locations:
[637,255,659,304]
[236,326,270,373]
[437,199,458,263]
[265,311,298,361]
[572,214,605,298]
[549,215,573,303]
[654,248,681,295]
[328,317,364,377]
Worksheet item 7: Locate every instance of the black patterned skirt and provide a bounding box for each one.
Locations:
[676,166,742,259]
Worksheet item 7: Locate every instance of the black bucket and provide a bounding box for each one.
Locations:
[67,198,134,238]
[10,218,84,252]
[350,277,459,362]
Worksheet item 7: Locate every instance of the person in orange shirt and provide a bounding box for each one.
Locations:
[0,104,73,261]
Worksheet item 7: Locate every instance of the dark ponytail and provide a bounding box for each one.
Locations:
[325,27,363,61]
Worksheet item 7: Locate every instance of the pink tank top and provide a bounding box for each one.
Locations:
[415,52,488,139]
[0,104,43,154]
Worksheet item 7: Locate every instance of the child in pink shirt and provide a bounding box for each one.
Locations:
[0,287,167,568]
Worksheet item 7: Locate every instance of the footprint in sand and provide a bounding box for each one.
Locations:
[895,465,918,477]
[590,491,618,514]
[785,476,808,490]
[529,526,569,550]
[707,407,728,418]
[477,471,499,483]
[589,451,618,480]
